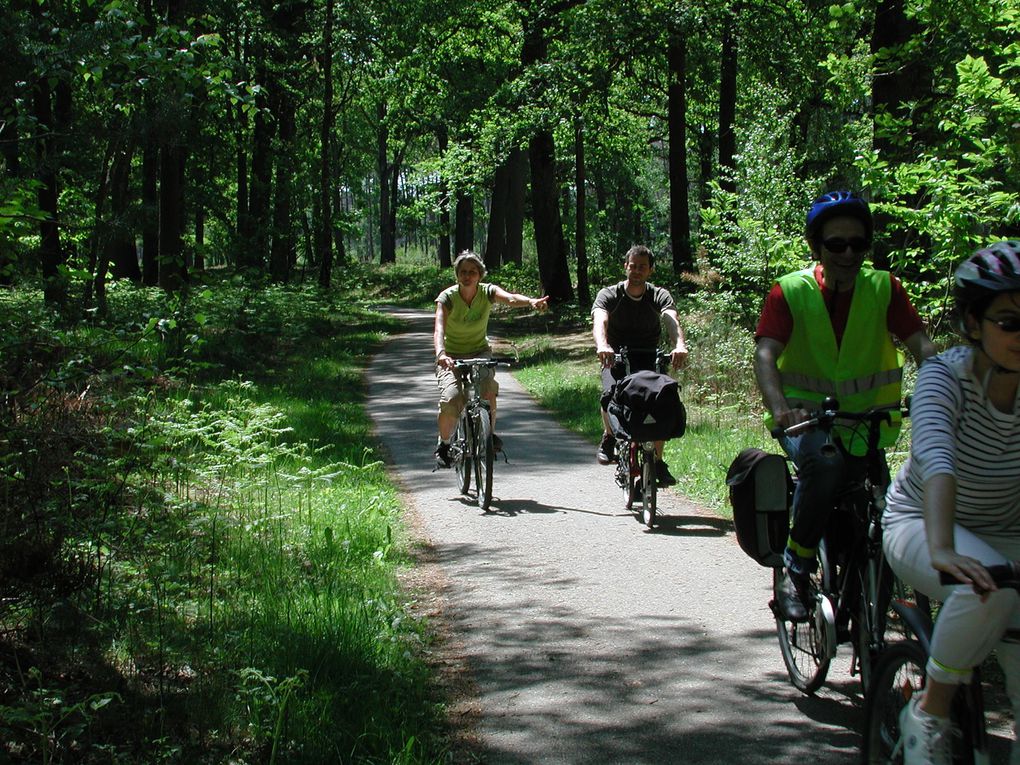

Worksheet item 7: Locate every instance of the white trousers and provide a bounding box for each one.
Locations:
[885,515,1020,761]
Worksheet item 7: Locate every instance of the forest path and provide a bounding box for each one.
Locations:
[365,308,864,764]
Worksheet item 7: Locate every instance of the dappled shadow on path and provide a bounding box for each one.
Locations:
[433,540,867,764]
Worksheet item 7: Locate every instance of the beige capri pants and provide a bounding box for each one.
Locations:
[435,354,499,419]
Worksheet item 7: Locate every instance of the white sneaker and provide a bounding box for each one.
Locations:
[899,696,954,765]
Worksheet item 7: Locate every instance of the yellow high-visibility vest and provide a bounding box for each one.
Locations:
[766,266,903,454]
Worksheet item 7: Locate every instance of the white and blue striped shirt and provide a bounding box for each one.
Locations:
[885,345,1020,537]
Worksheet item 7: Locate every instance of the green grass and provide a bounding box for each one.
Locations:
[0,278,449,763]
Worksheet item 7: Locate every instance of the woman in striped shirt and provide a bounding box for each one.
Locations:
[883,241,1020,765]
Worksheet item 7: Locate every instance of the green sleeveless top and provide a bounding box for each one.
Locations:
[437,283,497,355]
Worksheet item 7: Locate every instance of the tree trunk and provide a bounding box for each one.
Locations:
[0,88,19,177]
[718,8,737,195]
[0,89,18,285]
[484,159,510,271]
[270,85,295,282]
[95,140,137,314]
[378,102,396,264]
[157,143,188,291]
[247,59,273,272]
[86,138,117,311]
[522,9,573,302]
[528,129,573,301]
[668,29,692,273]
[235,104,249,268]
[454,191,473,255]
[437,125,452,267]
[387,148,402,262]
[574,117,589,307]
[328,180,348,269]
[504,146,525,265]
[33,70,66,307]
[317,0,334,288]
[109,143,140,282]
[194,207,205,271]
[698,125,713,209]
[526,10,575,301]
[141,141,159,285]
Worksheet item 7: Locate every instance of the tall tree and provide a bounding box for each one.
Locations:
[520,0,578,302]
[667,23,692,273]
[317,0,335,288]
[718,4,737,195]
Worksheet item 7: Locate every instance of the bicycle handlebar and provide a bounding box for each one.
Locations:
[452,357,513,369]
[939,562,1020,592]
[612,347,672,374]
[770,397,906,440]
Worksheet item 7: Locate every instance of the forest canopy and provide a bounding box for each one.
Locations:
[1,0,1018,321]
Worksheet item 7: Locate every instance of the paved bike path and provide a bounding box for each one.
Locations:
[365,308,865,764]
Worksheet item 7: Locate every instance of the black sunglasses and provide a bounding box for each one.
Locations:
[821,236,871,254]
[983,316,1020,333]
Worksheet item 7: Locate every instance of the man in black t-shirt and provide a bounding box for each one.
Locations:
[592,245,689,485]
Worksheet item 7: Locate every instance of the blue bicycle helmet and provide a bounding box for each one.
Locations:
[953,241,1020,328]
[805,190,874,240]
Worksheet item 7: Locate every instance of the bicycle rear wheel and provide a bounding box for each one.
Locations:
[473,410,494,511]
[862,640,927,765]
[855,557,895,694]
[454,415,472,494]
[773,541,834,695]
[640,447,657,527]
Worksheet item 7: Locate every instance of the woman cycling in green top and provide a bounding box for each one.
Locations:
[432,251,548,468]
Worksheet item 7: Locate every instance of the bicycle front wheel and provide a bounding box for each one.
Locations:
[862,639,927,765]
[621,441,637,510]
[454,415,472,494]
[473,410,494,511]
[773,541,834,695]
[640,447,656,527]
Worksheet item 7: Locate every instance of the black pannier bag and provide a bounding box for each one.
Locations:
[727,448,792,568]
[607,370,686,442]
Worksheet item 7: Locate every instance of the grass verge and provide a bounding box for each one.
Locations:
[0,277,449,763]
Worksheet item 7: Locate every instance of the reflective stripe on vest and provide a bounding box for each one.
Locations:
[767,266,904,454]
[779,367,904,399]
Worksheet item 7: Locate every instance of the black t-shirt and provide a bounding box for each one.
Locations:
[592,282,676,350]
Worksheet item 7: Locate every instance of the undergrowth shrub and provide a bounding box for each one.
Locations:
[0,277,444,763]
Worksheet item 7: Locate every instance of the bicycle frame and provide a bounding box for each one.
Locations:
[825,475,895,671]
[610,347,671,528]
[771,398,905,695]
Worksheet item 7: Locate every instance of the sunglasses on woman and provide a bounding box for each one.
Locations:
[821,236,872,254]
[983,316,1020,333]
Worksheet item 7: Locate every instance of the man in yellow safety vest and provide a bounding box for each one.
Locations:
[753,190,936,621]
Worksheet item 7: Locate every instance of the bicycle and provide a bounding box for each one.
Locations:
[448,357,510,512]
[770,397,908,695]
[863,562,1020,764]
[609,348,674,528]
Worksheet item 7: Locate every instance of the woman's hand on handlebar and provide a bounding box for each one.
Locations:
[932,548,998,599]
[436,352,456,371]
[597,346,616,368]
